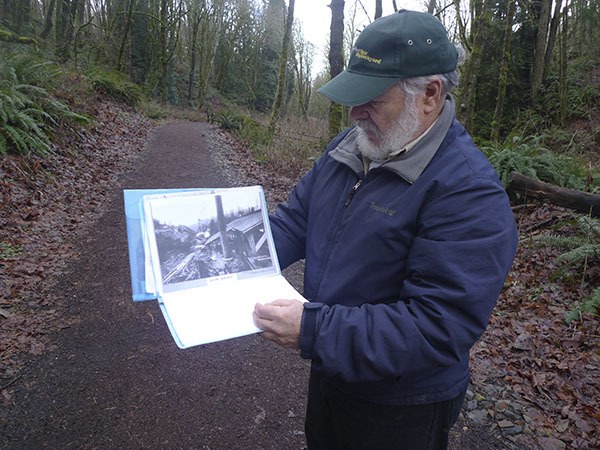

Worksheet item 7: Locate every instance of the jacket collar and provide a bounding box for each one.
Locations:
[330,95,456,184]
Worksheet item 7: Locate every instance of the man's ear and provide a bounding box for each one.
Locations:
[422,79,443,115]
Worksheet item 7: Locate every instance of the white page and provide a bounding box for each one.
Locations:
[160,274,305,348]
[142,222,157,294]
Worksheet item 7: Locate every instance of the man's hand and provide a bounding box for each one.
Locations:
[253,299,304,349]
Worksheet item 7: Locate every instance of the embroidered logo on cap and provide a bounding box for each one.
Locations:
[354,48,382,64]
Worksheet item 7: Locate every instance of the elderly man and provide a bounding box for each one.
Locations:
[253,10,518,450]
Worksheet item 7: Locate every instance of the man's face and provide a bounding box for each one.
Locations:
[350,84,422,161]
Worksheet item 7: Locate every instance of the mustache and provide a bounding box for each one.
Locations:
[355,120,381,137]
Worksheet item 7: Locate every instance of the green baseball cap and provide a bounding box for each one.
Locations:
[318,10,458,106]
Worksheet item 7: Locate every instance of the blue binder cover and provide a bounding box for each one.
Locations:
[124,188,201,301]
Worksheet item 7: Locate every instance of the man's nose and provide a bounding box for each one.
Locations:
[350,104,369,121]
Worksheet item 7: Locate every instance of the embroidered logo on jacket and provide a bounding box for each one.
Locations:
[369,202,397,216]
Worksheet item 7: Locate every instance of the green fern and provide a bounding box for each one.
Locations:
[0,53,90,157]
[0,132,7,155]
[216,111,242,131]
[565,288,600,323]
[531,215,600,322]
[483,136,587,189]
[531,234,588,251]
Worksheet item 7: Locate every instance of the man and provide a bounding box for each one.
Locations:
[253,10,518,450]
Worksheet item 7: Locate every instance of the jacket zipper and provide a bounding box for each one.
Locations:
[344,179,362,206]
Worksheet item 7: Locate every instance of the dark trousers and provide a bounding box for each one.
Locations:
[305,372,465,450]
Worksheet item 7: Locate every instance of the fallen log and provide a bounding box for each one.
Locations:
[0,28,38,47]
[506,172,600,218]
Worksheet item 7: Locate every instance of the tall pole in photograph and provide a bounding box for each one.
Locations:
[215,195,233,260]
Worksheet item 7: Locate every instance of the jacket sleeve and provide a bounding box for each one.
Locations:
[299,176,518,383]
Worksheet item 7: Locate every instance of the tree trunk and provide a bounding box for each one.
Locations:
[197,8,222,110]
[375,0,382,19]
[490,0,515,142]
[507,172,600,217]
[197,0,226,109]
[456,0,492,133]
[12,0,31,33]
[129,0,150,85]
[531,0,552,101]
[40,0,56,40]
[559,5,568,122]
[427,0,436,14]
[116,0,137,72]
[542,0,562,83]
[187,5,203,104]
[269,0,295,133]
[293,31,312,118]
[55,0,70,62]
[327,0,344,140]
[453,0,468,51]
[159,0,169,102]
[54,0,80,63]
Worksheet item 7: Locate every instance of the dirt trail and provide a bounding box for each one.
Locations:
[0,121,511,449]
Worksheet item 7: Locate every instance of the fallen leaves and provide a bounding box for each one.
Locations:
[0,100,155,384]
[469,206,600,448]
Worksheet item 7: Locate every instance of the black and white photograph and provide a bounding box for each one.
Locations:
[146,188,275,287]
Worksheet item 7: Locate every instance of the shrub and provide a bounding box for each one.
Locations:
[237,116,272,147]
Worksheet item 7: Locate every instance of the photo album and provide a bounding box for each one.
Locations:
[123,186,304,349]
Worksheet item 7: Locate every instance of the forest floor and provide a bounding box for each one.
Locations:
[0,99,598,449]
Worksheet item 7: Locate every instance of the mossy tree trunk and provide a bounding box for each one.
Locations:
[542,0,563,83]
[187,4,203,105]
[531,0,552,102]
[490,0,515,142]
[116,0,137,72]
[196,3,223,110]
[268,0,295,134]
[456,0,492,133]
[40,0,56,40]
[129,0,151,85]
[327,0,345,140]
[158,0,169,102]
[292,29,313,118]
[559,5,568,123]
[55,0,82,63]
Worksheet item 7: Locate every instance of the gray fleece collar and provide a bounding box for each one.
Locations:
[330,95,455,184]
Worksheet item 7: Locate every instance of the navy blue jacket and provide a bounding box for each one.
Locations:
[270,98,518,405]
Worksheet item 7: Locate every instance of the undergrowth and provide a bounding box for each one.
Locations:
[214,109,327,180]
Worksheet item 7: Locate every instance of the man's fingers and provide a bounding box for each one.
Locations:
[254,299,297,320]
[253,310,271,330]
[253,303,276,321]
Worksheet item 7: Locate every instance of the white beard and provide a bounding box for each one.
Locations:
[356,96,421,162]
